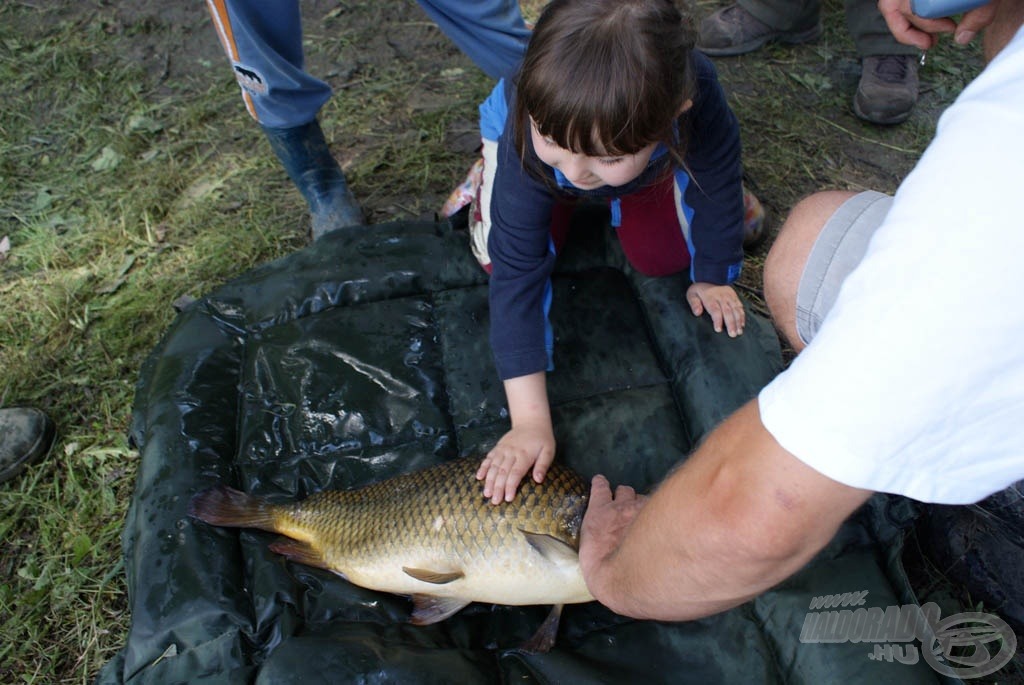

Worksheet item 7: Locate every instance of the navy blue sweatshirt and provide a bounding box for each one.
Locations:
[486,51,745,381]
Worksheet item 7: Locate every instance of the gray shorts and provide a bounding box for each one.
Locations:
[796,190,893,345]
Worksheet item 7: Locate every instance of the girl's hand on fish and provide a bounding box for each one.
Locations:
[579,475,649,600]
[686,282,745,337]
[477,421,555,504]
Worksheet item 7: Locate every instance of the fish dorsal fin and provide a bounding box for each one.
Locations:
[520,530,579,568]
[402,566,464,584]
[409,594,472,625]
[268,538,332,572]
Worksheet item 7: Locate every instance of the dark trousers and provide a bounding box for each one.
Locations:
[738,0,917,56]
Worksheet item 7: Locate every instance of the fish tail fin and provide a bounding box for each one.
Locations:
[188,485,278,532]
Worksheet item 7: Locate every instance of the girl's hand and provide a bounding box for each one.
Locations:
[476,420,555,504]
[686,282,745,337]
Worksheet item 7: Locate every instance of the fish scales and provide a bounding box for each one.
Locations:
[190,457,593,610]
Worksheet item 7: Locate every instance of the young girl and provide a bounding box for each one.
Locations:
[465,0,760,503]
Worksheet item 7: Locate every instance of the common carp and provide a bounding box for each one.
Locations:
[188,457,592,652]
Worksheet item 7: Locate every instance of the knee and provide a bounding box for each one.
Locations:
[763,190,856,340]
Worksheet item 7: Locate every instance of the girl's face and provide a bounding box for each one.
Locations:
[530,119,658,190]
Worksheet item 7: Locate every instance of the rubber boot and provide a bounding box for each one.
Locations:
[261,120,365,240]
[0,407,55,484]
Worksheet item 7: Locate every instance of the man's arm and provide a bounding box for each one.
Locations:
[579,399,872,621]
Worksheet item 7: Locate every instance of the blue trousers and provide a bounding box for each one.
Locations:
[204,0,530,129]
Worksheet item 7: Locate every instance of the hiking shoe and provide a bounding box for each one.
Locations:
[0,407,55,484]
[854,55,920,125]
[698,4,823,56]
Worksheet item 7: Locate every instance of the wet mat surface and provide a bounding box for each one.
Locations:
[99,219,954,684]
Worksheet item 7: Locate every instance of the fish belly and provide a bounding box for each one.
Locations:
[333,534,593,606]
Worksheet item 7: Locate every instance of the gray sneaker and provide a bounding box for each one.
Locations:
[0,407,55,483]
[854,55,920,125]
[698,4,823,56]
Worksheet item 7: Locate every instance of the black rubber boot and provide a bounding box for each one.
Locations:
[261,120,365,240]
[0,407,55,484]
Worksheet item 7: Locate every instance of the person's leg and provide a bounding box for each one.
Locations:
[763,190,891,351]
[261,121,364,239]
[416,0,530,80]
[205,0,362,239]
[613,174,692,277]
[0,407,55,484]
[614,174,766,277]
[205,0,330,128]
[845,0,920,125]
[468,139,500,273]
[466,139,575,274]
[699,0,822,56]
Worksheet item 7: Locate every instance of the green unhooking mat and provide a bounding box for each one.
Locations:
[98,216,961,684]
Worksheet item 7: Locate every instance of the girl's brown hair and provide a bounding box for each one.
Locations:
[513,0,698,173]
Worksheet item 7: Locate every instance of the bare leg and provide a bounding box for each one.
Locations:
[763,190,857,352]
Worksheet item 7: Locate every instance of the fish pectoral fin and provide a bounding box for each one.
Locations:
[520,530,579,567]
[409,594,472,625]
[402,566,464,584]
[268,537,331,571]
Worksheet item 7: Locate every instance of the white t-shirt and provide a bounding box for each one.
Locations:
[758,26,1024,504]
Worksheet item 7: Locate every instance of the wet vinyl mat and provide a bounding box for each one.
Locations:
[98,218,958,684]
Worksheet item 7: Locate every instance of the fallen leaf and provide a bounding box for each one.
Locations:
[97,254,137,294]
[91,146,123,171]
[33,188,54,211]
[126,114,163,134]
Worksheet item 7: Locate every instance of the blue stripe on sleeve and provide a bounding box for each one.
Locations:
[479,79,509,141]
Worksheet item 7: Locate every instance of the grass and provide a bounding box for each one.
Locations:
[0,7,305,683]
[0,0,1002,683]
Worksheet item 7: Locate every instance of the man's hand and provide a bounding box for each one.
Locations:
[878,0,995,48]
[576,400,874,621]
[879,0,956,48]
[953,3,998,43]
[579,476,648,590]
